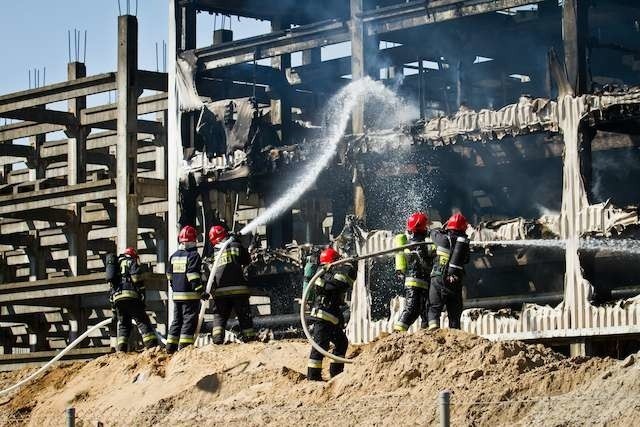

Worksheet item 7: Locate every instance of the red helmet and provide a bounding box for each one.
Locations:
[406,212,429,233]
[446,213,468,232]
[178,225,197,243]
[123,247,138,258]
[208,225,228,246]
[319,247,340,265]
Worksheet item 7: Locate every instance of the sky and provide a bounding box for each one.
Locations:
[0,0,272,95]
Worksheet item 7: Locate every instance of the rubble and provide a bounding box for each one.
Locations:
[2,330,640,426]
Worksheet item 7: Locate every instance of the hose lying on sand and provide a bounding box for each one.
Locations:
[300,242,434,364]
[0,318,112,396]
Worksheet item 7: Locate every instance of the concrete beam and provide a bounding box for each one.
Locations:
[194,0,544,69]
[0,108,77,127]
[67,62,88,187]
[116,15,139,253]
[137,177,168,200]
[137,70,168,92]
[80,93,168,127]
[0,73,117,114]
[0,122,64,141]
[0,179,115,216]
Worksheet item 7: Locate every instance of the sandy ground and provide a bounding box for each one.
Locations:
[1,329,639,426]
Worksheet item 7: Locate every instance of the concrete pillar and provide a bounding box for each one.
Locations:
[213,29,233,45]
[67,62,87,186]
[67,304,88,345]
[350,0,376,223]
[271,19,292,144]
[570,338,593,357]
[563,0,590,96]
[27,314,50,352]
[28,133,46,181]
[27,234,47,281]
[349,0,377,134]
[116,15,139,253]
[65,222,88,276]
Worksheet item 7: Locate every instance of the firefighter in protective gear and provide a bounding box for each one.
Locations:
[427,213,471,330]
[166,225,206,353]
[307,247,356,381]
[111,247,158,351]
[393,212,436,332]
[207,225,255,344]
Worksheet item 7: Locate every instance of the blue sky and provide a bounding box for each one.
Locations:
[0,1,271,95]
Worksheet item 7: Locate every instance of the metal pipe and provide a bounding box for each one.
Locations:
[439,390,451,427]
[66,407,75,427]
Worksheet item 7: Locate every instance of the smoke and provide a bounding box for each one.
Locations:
[591,145,640,203]
[241,77,410,235]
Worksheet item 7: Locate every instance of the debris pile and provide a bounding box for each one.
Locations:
[2,330,640,426]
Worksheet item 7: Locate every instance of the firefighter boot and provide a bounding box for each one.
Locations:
[307,366,323,381]
[329,363,344,378]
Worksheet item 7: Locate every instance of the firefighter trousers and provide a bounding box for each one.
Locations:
[211,295,255,344]
[427,278,463,329]
[394,286,429,332]
[115,299,157,352]
[167,300,201,353]
[307,318,348,381]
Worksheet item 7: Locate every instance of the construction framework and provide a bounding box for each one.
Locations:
[1,0,640,367]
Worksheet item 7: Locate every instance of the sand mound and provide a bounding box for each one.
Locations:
[2,330,639,426]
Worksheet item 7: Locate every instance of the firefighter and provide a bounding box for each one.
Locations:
[307,247,356,381]
[166,225,207,353]
[427,212,471,330]
[109,247,158,352]
[393,212,436,332]
[207,225,255,344]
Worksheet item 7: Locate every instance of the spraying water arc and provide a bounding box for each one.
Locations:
[194,78,411,342]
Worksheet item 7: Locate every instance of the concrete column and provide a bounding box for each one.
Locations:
[28,133,46,181]
[64,62,90,280]
[27,233,47,281]
[570,338,593,357]
[350,0,377,134]
[563,0,590,96]
[350,0,376,223]
[116,15,139,253]
[27,313,50,352]
[67,62,87,186]
[67,304,88,345]
[271,19,292,144]
[65,222,88,276]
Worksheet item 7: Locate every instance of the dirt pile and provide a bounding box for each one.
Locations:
[1,330,639,426]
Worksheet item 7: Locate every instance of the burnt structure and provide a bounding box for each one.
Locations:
[170,0,640,356]
[1,0,639,367]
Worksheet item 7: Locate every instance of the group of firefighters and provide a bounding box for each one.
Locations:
[107,210,470,382]
[108,224,255,354]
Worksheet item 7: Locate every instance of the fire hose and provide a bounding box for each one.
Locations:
[0,318,112,396]
[193,236,235,343]
[300,241,434,364]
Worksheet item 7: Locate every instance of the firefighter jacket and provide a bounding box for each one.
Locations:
[111,255,145,303]
[167,245,204,300]
[310,262,357,326]
[208,239,251,297]
[430,229,470,281]
[394,232,436,290]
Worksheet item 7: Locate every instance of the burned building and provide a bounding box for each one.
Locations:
[0,0,639,367]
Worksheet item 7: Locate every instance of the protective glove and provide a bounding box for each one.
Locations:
[200,292,211,301]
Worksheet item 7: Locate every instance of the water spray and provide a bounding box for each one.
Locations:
[194,77,408,342]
